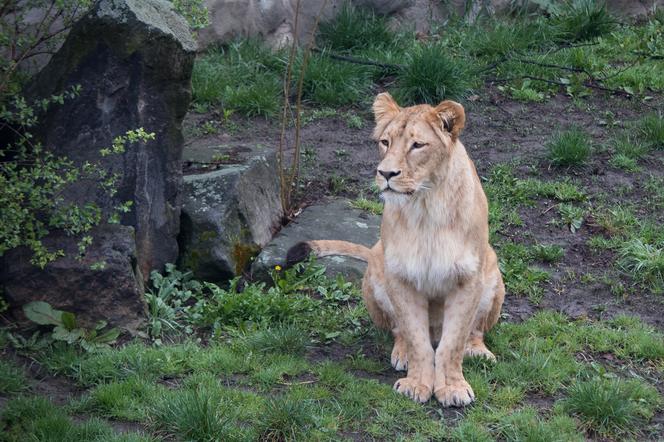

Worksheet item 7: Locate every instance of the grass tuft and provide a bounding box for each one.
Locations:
[547,127,591,167]
[150,388,240,442]
[551,0,616,42]
[318,1,393,52]
[256,396,316,441]
[636,113,664,150]
[562,377,661,436]
[617,239,664,292]
[239,324,310,356]
[394,44,473,105]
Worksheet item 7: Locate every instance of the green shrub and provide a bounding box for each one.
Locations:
[394,44,473,105]
[318,1,393,52]
[547,127,591,167]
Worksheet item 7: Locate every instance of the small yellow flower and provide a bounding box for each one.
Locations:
[274,265,282,271]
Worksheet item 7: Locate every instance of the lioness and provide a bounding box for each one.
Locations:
[287,93,504,406]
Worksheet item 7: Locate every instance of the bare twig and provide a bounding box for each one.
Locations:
[311,48,403,70]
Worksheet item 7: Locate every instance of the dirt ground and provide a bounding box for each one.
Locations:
[183,87,664,331]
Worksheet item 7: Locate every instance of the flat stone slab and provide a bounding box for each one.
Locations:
[251,198,381,281]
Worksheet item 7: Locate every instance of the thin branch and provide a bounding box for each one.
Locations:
[311,48,403,70]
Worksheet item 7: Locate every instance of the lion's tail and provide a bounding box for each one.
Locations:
[286,240,371,267]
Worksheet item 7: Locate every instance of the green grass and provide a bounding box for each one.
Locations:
[1,396,153,442]
[550,0,616,43]
[393,43,474,105]
[149,386,241,441]
[547,127,592,167]
[191,40,282,117]
[618,239,664,293]
[3,307,663,440]
[637,113,664,150]
[0,359,28,395]
[318,1,394,52]
[297,51,374,106]
[350,196,383,215]
[563,377,661,436]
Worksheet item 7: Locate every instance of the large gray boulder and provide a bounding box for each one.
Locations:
[26,0,196,280]
[1,225,146,333]
[178,152,283,283]
[4,0,195,330]
[251,199,381,281]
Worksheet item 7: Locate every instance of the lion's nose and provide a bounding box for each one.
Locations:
[377,169,401,180]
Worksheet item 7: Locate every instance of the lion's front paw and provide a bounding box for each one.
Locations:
[434,380,475,407]
[391,341,408,371]
[394,377,433,403]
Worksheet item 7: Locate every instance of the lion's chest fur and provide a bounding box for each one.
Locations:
[382,203,479,297]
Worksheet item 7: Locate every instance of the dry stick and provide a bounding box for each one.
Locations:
[311,48,403,70]
[285,0,329,211]
[277,0,302,212]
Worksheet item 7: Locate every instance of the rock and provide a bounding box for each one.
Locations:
[1,225,146,333]
[251,198,381,281]
[25,0,196,280]
[198,0,413,50]
[178,152,283,283]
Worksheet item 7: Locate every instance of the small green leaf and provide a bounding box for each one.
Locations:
[23,301,63,326]
[61,312,77,330]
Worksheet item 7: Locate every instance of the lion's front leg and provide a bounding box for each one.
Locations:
[434,281,482,407]
[387,278,434,403]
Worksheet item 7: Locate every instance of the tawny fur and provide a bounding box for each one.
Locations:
[287,93,505,407]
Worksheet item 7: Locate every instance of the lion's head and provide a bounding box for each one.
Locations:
[371,93,466,202]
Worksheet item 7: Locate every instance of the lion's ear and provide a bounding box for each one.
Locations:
[373,92,400,123]
[434,100,465,140]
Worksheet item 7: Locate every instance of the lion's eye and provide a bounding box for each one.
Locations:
[380,139,389,147]
[411,142,426,150]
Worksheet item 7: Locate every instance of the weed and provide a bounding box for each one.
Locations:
[343,111,364,129]
[394,43,473,105]
[558,204,585,233]
[329,174,348,194]
[562,377,661,436]
[636,113,664,149]
[22,301,120,352]
[318,1,393,52]
[531,244,565,263]
[548,127,591,167]
[498,243,550,303]
[145,264,202,342]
